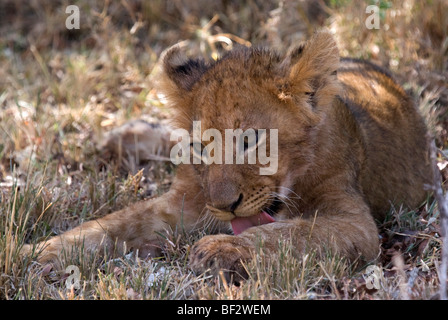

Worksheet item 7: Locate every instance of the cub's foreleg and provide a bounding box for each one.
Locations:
[190,193,379,280]
[21,167,207,267]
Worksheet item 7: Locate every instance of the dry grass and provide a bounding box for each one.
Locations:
[0,0,447,300]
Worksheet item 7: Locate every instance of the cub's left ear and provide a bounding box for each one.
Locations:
[283,30,340,108]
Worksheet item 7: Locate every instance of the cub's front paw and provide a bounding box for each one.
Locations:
[189,234,253,282]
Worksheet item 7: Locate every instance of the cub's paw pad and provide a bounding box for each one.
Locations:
[189,235,252,282]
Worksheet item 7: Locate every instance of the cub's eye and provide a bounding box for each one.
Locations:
[190,142,208,163]
[243,130,259,153]
[243,136,249,152]
[191,142,205,155]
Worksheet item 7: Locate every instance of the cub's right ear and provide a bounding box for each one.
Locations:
[157,45,209,129]
[161,46,209,92]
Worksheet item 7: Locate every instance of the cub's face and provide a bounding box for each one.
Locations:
[160,31,340,228]
[187,78,310,222]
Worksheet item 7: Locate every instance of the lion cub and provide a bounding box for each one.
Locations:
[22,31,430,280]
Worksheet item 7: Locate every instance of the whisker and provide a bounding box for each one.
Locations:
[272,186,302,201]
[268,190,301,215]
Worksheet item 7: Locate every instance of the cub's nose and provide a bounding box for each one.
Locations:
[213,193,243,212]
[209,181,243,212]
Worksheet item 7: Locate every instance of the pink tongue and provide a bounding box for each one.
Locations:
[231,211,275,235]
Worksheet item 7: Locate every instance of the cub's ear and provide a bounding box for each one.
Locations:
[283,30,340,108]
[161,46,209,93]
[157,45,209,129]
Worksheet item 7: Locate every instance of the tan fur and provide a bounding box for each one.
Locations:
[22,31,431,280]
